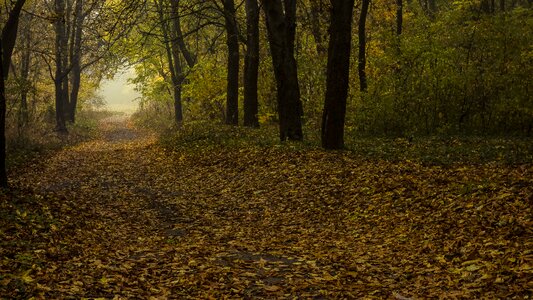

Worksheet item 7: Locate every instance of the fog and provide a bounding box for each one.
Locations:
[98,68,140,113]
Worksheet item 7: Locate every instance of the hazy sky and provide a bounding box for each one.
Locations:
[98,68,140,113]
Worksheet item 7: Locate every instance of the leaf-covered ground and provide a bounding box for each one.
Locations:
[1,116,532,299]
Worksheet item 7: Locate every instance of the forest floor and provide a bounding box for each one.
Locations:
[1,115,532,299]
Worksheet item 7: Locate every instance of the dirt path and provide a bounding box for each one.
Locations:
[3,117,532,299]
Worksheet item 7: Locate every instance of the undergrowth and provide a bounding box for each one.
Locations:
[6,110,115,171]
[160,122,533,166]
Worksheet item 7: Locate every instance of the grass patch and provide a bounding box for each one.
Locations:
[160,122,533,165]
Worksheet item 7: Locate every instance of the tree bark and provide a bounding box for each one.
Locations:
[223,0,239,125]
[18,14,32,128]
[243,0,259,127]
[168,0,198,124]
[0,39,6,188]
[1,0,26,77]
[54,0,68,133]
[170,0,187,123]
[308,0,327,55]
[0,0,27,188]
[68,0,84,123]
[358,0,370,92]
[396,0,403,36]
[262,0,303,141]
[170,0,196,68]
[321,0,355,150]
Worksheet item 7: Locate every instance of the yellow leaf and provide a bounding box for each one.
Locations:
[264,285,281,292]
[21,270,33,283]
[465,264,481,272]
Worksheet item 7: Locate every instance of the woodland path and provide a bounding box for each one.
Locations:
[3,116,532,299]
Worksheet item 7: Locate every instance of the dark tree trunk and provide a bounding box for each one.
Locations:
[308,0,327,55]
[170,0,195,68]
[54,0,68,133]
[420,0,436,19]
[61,67,69,121]
[428,0,436,14]
[69,62,81,123]
[68,0,84,123]
[321,0,355,150]
[480,0,492,12]
[0,0,27,188]
[284,0,297,52]
[0,40,6,188]
[170,0,197,123]
[158,0,182,124]
[244,0,259,127]
[262,0,303,141]
[1,0,26,77]
[500,0,505,11]
[396,0,403,35]
[168,39,184,125]
[223,0,239,125]
[358,0,370,92]
[19,18,32,128]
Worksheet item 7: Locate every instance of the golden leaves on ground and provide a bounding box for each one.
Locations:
[1,119,532,298]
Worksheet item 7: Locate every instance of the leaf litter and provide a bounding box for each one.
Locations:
[1,117,532,299]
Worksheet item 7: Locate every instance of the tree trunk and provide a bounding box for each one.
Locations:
[1,0,26,77]
[262,0,303,141]
[0,0,27,188]
[321,0,355,150]
[358,0,370,92]
[168,44,185,125]
[396,0,403,36]
[55,0,68,133]
[68,0,84,123]
[428,0,436,15]
[170,0,196,68]
[480,0,492,12]
[18,17,32,128]
[244,0,259,127]
[223,0,239,125]
[284,0,297,53]
[308,0,327,55]
[420,0,436,19]
[159,0,185,124]
[0,39,6,188]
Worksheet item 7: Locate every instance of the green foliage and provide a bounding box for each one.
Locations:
[5,110,111,171]
[352,6,533,136]
[182,56,227,121]
[297,32,328,131]
[159,121,281,150]
[159,121,532,166]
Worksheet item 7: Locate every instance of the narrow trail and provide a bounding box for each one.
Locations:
[4,116,532,298]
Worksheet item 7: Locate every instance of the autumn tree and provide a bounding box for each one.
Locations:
[50,0,143,131]
[396,0,403,35]
[156,0,185,124]
[358,0,370,92]
[321,0,356,149]
[243,0,259,128]
[305,0,329,56]
[1,0,27,187]
[262,0,303,141]
[53,0,68,132]
[221,0,239,125]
